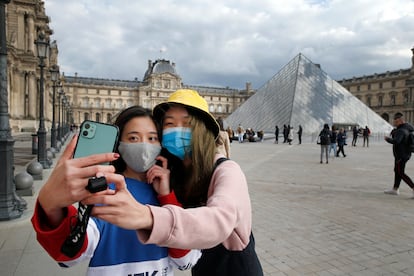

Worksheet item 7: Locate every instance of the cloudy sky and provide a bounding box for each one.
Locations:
[44,0,414,90]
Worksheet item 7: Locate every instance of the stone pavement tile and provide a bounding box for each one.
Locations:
[2,139,414,275]
[0,249,21,276]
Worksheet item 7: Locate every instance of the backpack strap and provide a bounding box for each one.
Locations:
[214,157,229,171]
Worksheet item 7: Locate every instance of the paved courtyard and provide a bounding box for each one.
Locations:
[1,135,414,275]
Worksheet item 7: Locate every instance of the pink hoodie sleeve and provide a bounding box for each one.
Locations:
[137,158,252,251]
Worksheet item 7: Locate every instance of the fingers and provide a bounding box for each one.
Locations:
[56,135,78,166]
[74,152,120,168]
[146,164,169,184]
[99,173,127,191]
[155,156,168,168]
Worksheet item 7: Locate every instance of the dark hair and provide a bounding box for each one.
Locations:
[394,112,403,120]
[216,117,224,131]
[111,106,161,173]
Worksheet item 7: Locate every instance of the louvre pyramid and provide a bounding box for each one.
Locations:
[224,53,393,135]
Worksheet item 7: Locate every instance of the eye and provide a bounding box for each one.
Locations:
[128,136,141,143]
[163,122,174,129]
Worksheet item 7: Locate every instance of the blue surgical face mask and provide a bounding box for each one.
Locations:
[162,127,192,160]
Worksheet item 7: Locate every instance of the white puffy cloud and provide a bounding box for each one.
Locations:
[45,0,414,89]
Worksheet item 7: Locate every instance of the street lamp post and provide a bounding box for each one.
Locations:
[0,0,23,220]
[61,95,66,139]
[34,33,50,169]
[49,65,59,151]
[57,87,63,143]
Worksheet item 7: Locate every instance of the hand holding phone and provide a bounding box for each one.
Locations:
[61,120,118,257]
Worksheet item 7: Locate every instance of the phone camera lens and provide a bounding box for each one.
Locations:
[82,130,88,137]
[85,123,90,129]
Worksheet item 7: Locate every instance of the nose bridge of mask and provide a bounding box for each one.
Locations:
[163,127,191,143]
[118,142,161,173]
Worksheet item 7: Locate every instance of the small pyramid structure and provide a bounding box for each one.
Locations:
[224,53,393,134]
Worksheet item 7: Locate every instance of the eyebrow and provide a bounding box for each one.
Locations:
[126,130,158,135]
[164,114,190,119]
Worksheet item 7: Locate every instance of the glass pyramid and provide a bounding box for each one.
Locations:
[224,53,393,135]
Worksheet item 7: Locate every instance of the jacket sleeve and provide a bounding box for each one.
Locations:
[137,158,251,251]
[158,191,202,269]
[31,201,88,262]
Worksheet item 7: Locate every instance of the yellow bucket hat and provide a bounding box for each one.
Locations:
[153,89,219,138]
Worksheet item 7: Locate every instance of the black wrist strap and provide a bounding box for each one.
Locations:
[60,203,93,258]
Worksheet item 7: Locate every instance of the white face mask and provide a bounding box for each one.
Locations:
[118,142,161,173]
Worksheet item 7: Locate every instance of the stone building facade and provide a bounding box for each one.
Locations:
[5,0,254,132]
[5,0,58,132]
[61,59,254,127]
[338,48,414,125]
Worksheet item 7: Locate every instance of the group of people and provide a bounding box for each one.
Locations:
[351,125,371,147]
[235,124,264,143]
[32,89,263,275]
[317,115,414,200]
[318,124,348,164]
[274,124,303,145]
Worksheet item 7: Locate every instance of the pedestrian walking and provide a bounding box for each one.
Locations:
[318,123,331,164]
[384,112,414,197]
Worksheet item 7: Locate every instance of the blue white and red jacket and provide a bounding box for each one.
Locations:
[32,177,201,276]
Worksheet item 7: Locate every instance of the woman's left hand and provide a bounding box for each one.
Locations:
[146,156,171,196]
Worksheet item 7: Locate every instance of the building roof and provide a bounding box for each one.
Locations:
[64,75,140,88]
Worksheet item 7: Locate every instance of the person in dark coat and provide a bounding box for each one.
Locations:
[384,112,414,197]
[274,125,279,144]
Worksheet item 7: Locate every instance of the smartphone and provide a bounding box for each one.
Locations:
[73,120,119,162]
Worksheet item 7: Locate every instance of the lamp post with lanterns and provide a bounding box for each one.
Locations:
[49,64,59,151]
[57,86,64,145]
[34,33,50,169]
[62,94,67,139]
[0,0,22,220]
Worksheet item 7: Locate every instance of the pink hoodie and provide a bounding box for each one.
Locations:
[138,154,252,251]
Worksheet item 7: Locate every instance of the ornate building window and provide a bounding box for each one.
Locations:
[391,95,396,106]
[105,98,111,108]
[392,80,396,88]
[217,104,223,113]
[84,112,90,121]
[164,80,170,89]
[209,103,215,113]
[96,113,101,122]
[82,97,89,108]
[404,93,409,103]
[106,113,112,122]
[367,96,371,107]
[117,99,122,108]
[378,95,383,107]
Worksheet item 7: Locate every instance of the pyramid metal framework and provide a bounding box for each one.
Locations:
[224,53,393,135]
